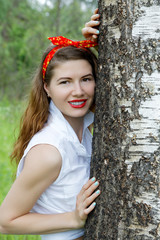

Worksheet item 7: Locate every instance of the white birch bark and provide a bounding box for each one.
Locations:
[119,2,160,239]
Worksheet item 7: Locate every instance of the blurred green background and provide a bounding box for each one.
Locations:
[0,0,97,239]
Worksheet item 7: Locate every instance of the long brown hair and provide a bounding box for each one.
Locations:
[11,45,97,165]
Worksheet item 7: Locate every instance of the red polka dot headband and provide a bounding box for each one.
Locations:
[42,36,98,80]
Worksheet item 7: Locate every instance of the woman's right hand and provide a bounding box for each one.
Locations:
[74,177,100,228]
[82,8,100,42]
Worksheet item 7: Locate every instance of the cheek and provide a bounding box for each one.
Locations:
[51,88,70,102]
[88,82,96,97]
[83,80,95,92]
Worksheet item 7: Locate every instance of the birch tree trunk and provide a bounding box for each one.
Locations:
[84,0,160,239]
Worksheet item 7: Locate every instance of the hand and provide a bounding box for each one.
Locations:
[74,177,100,228]
[82,8,100,42]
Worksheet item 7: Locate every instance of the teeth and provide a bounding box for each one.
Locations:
[70,101,85,105]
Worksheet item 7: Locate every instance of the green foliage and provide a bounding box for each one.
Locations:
[0,236,40,240]
[0,99,22,198]
[0,99,41,240]
[0,0,97,100]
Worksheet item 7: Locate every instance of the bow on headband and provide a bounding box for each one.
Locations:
[42,36,98,80]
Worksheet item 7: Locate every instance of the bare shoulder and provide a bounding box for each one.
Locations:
[23,144,62,185]
[26,144,62,166]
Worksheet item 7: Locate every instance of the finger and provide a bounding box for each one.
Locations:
[84,189,100,208]
[91,13,100,21]
[93,35,98,39]
[85,20,100,28]
[80,177,96,194]
[91,35,98,43]
[83,180,100,200]
[94,8,99,14]
[77,178,96,204]
[82,27,99,37]
[84,202,97,215]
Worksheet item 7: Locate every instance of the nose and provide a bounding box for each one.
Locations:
[72,82,84,96]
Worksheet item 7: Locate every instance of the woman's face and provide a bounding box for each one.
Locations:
[44,59,95,123]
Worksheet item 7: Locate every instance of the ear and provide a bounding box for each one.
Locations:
[44,82,50,97]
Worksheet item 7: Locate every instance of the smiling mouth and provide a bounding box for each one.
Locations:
[68,99,87,108]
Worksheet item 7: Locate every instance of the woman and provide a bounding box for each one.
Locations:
[0,10,100,240]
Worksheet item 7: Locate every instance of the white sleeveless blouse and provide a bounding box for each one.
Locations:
[17,101,94,240]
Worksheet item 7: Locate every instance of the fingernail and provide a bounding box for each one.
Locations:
[91,177,96,182]
[93,202,96,206]
[96,190,100,194]
[94,181,98,186]
[96,21,99,24]
[96,30,100,34]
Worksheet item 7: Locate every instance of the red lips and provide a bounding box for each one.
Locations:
[68,99,87,108]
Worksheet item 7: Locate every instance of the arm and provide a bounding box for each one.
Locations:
[82,8,100,42]
[0,145,100,235]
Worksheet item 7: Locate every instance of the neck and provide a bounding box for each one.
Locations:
[63,116,84,142]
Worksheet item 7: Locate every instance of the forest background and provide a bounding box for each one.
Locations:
[0,0,97,239]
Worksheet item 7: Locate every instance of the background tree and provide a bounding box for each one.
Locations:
[55,0,61,35]
[84,0,160,239]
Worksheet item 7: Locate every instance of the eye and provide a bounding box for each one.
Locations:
[60,80,70,84]
[82,77,92,82]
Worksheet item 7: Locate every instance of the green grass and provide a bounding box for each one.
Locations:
[0,99,40,240]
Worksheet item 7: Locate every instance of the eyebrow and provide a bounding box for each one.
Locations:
[57,73,94,82]
[81,74,94,78]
